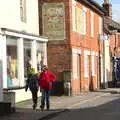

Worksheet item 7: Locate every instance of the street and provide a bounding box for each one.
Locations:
[1,90,120,120]
[48,93,120,120]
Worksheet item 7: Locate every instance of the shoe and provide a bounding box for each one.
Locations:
[47,106,50,110]
[32,104,37,110]
[40,105,44,111]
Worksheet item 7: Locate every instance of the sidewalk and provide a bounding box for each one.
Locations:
[96,88,120,94]
[1,88,120,120]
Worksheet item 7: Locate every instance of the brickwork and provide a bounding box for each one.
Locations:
[38,0,104,95]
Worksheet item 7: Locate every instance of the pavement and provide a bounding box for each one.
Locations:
[1,88,120,120]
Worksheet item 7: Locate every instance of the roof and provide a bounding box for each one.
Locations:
[76,0,106,15]
[104,17,120,34]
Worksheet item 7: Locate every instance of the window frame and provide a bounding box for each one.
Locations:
[91,11,94,37]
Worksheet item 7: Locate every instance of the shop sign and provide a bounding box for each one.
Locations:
[42,3,65,40]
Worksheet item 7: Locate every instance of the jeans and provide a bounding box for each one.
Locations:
[40,89,51,109]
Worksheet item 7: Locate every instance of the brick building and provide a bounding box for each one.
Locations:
[38,0,105,95]
[103,0,120,86]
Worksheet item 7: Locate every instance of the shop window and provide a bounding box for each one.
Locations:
[7,38,19,88]
[36,42,44,72]
[24,40,32,78]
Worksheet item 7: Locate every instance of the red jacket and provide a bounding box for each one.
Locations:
[39,71,56,90]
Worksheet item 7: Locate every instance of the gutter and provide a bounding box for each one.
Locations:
[76,0,106,16]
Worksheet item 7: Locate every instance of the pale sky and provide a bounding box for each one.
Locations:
[97,0,120,22]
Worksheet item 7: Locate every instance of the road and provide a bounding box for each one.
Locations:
[48,93,120,120]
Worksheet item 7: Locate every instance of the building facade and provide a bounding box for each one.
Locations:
[39,0,105,95]
[0,0,48,102]
[103,0,120,87]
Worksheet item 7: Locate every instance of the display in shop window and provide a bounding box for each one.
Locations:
[7,56,18,87]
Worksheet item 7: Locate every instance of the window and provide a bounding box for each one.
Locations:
[91,11,94,37]
[75,7,87,35]
[76,7,83,34]
[91,55,95,76]
[20,0,26,22]
[6,37,19,88]
[36,42,45,72]
[99,17,102,35]
[84,54,89,78]
[24,40,32,78]
[82,8,87,35]
[72,3,76,31]
[72,53,80,80]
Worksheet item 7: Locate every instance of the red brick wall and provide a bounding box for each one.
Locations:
[110,33,120,56]
[47,41,71,81]
[69,1,103,92]
[109,33,120,83]
[38,0,103,94]
[39,0,71,82]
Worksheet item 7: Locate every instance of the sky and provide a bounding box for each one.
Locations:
[97,0,120,22]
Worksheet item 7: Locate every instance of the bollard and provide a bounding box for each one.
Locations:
[66,82,71,96]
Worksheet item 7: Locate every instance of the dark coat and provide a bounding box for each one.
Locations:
[25,74,39,92]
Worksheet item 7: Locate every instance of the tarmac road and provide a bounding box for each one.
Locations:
[49,93,120,120]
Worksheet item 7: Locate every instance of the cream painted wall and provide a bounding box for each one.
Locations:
[0,0,39,35]
[104,40,110,83]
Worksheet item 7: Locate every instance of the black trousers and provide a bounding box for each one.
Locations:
[31,90,38,105]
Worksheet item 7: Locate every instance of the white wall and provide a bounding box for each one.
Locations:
[104,40,110,83]
[0,0,39,35]
[12,89,41,103]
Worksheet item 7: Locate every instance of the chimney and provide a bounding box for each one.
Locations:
[103,0,112,18]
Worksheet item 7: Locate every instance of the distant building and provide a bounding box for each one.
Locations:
[103,0,120,87]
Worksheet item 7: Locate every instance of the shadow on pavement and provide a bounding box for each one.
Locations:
[0,107,69,120]
[53,97,120,120]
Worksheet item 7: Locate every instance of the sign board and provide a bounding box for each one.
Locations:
[42,3,65,40]
[0,60,3,101]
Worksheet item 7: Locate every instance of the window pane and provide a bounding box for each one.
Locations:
[24,40,32,78]
[36,42,44,72]
[6,37,19,88]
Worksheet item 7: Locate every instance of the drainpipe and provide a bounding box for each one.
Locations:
[114,33,117,56]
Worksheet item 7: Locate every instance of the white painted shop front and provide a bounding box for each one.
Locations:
[0,28,48,102]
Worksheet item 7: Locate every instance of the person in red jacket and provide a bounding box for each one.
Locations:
[39,65,56,110]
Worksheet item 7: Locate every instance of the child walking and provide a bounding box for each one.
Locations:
[25,68,39,110]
